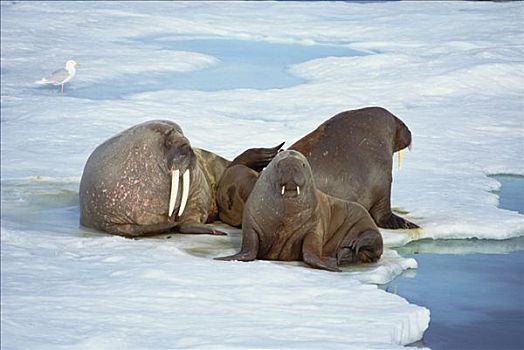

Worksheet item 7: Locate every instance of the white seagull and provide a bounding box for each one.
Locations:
[36,60,80,93]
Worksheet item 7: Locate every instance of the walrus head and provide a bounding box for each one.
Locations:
[162,128,197,219]
[271,150,315,202]
[394,117,413,153]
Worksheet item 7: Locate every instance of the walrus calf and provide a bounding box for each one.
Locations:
[79,120,282,237]
[216,150,383,272]
[290,107,418,229]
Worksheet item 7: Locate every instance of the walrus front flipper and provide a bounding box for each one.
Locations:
[303,230,341,272]
[104,222,179,238]
[215,220,259,261]
[370,197,419,229]
[178,223,227,235]
[376,212,419,230]
[230,142,285,172]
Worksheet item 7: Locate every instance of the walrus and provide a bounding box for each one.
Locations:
[79,120,283,237]
[217,164,259,227]
[289,107,418,229]
[217,107,419,229]
[216,150,383,272]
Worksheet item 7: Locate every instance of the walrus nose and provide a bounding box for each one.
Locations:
[277,162,308,196]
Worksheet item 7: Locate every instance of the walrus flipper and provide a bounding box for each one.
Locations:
[370,197,419,229]
[104,222,179,238]
[215,223,259,261]
[376,212,419,230]
[178,223,227,235]
[303,230,341,272]
[337,230,383,265]
[230,142,285,172]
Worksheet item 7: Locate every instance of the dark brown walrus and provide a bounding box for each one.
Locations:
[290,107,417,229]
[216,150,383,272]
[217,107,419,229]
[79,120,283,237]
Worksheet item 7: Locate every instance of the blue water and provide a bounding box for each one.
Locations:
[492,175,524,215]
[68,38,365,100]
[387,176,524,349]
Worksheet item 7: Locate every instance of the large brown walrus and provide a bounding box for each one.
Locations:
[79,120,283,237]
[217,107,418,229]
[216,150,383,272]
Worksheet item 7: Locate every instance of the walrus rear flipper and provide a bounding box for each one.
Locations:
[337,230,383,265]
[230,142,285,172]
[104,222,179,238]
[178,223,227,235]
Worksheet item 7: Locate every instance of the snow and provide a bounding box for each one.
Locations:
[2,1,523,349]
[1,225,428,350]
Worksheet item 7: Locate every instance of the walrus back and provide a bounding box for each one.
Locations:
[290,107,419,229]
[289,107,410,206]
[79,126,171,232]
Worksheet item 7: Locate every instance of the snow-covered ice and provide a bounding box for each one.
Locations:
[1,1,523,349]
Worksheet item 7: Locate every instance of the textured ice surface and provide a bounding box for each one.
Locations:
[2,1,523,348]
[1,223,428,350]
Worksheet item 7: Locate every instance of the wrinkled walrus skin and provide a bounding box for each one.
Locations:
[290,107,419,229]
[217,143,285,227]
[79,120,282,237]
[217,107,418,230]
[216,150,383,272]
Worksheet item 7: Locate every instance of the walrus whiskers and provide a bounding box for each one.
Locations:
[169,169,180,217]
[178,169,190,216]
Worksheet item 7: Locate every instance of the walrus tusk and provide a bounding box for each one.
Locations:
[178,169,190,217]
[169,169,180,217]
[398,149,404,170]
[297,186,300,195]
[281,186,285,195]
